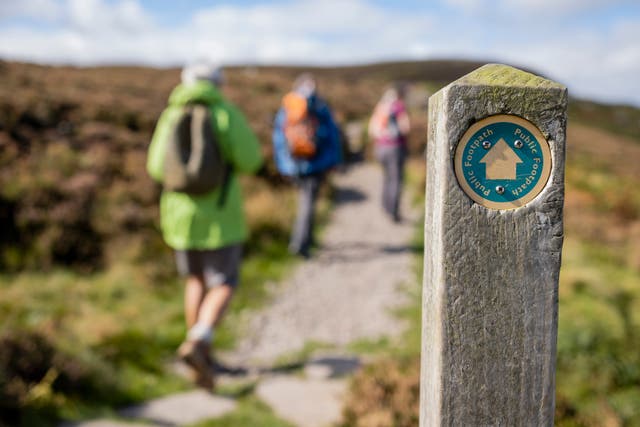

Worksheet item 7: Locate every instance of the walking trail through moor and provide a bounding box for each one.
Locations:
[65,162,421,427]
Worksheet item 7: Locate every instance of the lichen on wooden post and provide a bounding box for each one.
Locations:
[420,64,567,426]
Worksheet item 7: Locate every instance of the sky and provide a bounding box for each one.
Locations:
[1,0,639,106]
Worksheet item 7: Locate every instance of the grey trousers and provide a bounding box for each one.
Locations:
[289,173,323,256]
[376,145,406,221]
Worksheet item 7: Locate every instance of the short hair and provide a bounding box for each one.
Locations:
[293,73,317,97]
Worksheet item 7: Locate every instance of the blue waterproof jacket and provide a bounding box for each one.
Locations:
[272,94,342,176]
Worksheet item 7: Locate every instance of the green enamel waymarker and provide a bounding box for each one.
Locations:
[454,114,552,209]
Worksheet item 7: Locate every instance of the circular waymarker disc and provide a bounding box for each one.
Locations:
[454,114,552,210]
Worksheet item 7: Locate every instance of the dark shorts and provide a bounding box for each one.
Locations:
[175,244,243,288]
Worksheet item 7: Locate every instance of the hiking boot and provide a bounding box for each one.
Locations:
[289,244,310,259]
[177,339,215,390]
[211,358,248,376]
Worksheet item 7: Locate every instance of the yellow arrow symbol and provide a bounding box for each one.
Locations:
[480,138,523,180]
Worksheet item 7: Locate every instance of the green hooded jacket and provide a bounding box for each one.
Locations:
[147,81,263,250]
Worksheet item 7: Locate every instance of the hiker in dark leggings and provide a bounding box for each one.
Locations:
[272,74,342,257]
[369,84,411,222]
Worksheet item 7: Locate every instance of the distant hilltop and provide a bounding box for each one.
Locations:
[227,59,496,82]
[0,57,510,84]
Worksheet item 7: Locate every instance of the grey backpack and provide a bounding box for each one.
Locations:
[163,104,230,202]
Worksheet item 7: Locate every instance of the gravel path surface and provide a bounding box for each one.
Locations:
[227,162,419,365]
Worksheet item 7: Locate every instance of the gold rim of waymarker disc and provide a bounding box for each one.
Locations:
[454,114,552,210]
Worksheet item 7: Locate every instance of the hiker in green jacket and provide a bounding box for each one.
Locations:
[147,62,263,389]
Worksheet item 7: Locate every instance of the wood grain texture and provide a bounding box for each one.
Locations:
[420,64,567,427]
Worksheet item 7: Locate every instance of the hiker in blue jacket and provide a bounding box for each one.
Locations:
[272,74,342,257]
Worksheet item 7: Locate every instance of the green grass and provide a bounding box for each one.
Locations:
[346,336,393,355]
[187,396,295,427]
[0,264,187,426]
[556,237,640,427]
[0,231,297,426]
[270,341,336,372]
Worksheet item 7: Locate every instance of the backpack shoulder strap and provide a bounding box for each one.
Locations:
[191,103,234,207]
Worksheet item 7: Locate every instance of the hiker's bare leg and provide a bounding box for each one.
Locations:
[185,275,206,328]
[197,284,234,328]
[179,278,231,389]
[180,277,216,389]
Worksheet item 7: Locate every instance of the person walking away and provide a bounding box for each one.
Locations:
[146,62,263,389]
[368,84,410,222]
[272,73,342,258]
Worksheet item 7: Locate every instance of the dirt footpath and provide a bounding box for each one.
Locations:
[228,162,420,365]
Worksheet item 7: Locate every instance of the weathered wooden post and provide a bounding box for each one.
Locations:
[420,64,567,426]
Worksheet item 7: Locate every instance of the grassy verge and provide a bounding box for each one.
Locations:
[0,264,188,426]
[188,396,295,427]
[556,237,640,426]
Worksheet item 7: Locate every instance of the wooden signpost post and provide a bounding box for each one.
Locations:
[420,64,567,426]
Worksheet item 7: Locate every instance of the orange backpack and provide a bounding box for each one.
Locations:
[282,92,317,159]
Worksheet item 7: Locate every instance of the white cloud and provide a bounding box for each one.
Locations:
[0,0,436,65]
[65,0,152,34]
[187,0,436,63]
[0,0,62,21]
